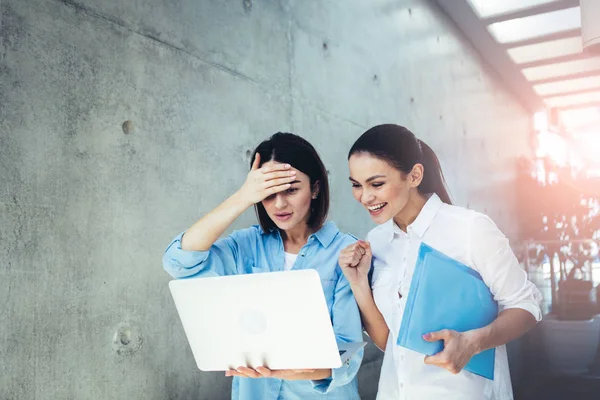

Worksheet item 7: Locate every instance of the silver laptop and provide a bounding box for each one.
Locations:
[169,269,365,371]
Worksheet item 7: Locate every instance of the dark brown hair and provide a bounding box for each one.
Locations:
[251,133,330,232]
[348,124,452,204]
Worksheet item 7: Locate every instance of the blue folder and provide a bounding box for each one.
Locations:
[397,243,498,380]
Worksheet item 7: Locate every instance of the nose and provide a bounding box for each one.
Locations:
[274,193,287,209]
[361,188,375,205]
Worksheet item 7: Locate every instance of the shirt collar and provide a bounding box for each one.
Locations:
[258,220,338,248]
[381,193,443,242]
[312,221,338,248]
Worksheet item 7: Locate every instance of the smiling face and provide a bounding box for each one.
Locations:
[348,152,422,225]
[260,160,318,231]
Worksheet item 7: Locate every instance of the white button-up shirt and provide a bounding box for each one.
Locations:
[368,194,542,400]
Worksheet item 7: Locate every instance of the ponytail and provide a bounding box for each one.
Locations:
[417,139,452,204]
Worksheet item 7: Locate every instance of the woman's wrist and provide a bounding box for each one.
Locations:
[230,189,255,210]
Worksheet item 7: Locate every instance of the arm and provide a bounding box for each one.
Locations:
[352,279,389,351]
[468,214,542,342]
[470,308,537,353]
[180,191,253,252]
[339,240,389,352]
[181,153,295,251]
[311,270,365,393]
[424,214,542,373]
[162,153,296,278]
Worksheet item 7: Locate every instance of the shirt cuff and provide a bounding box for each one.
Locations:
[502,301,543,322]
[162,232,209,278]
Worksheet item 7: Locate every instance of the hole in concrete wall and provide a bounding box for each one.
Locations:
[372,74,378,82]
[439,115,443,120]
[322,41,328,51]
[243,0,252,11]
[119,329,131,346]
[437,36,440,43]
[244,148,255,164]
[410,97,415,104]
[408,8,412,16]
[113,323,143,356]
[122,120,134,135]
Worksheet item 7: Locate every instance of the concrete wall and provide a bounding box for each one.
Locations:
[0,0,532,399]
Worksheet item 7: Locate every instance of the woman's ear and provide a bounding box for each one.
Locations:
[409,164,424,187]
[311,181,320,199]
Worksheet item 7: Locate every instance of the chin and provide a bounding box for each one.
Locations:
[273,219,297,231]
[369,211,393,224]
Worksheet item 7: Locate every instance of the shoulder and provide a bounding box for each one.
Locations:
[436,204,504,239]
[326,221,358,249]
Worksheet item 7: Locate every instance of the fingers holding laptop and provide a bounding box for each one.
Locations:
[225,366,317,380]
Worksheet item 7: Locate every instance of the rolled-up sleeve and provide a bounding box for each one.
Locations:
[162,231,241,279]
[311,271,364,393]
[469,214,543,322]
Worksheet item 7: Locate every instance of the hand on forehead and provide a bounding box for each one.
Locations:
[263,160,292,170]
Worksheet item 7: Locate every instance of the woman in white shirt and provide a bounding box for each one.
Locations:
[338,124,542,400]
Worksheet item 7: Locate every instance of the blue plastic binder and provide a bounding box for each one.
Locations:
[397,243,498,380]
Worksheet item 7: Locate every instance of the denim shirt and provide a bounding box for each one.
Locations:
[163,221,363,400]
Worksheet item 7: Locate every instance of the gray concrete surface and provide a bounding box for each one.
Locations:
[1,0,532,399]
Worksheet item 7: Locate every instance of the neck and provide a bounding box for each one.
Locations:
[281,221,313,247]
[393,192,429,232]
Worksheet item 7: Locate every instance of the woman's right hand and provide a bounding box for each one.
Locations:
[237,153,297,205]
[338,240,372,286]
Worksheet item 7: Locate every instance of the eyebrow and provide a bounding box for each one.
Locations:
[289,180,301,185]
[349,175,386,183]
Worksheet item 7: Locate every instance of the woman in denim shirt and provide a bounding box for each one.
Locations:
[163,133,363,400]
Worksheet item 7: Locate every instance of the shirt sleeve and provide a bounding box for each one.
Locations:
[468,213,543,321]
[311,269,364,393]
[162,230,246,279]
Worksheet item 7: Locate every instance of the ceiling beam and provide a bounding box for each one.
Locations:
[433,0,543,112]
[482,0,580,25]
[560,120,600,132]
[539,85,600,98]
[518,52,591,69]
[530,70,600,85]
[503,28,582,49]
[555,101,600,111]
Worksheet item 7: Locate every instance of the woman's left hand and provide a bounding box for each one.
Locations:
[422,329,480,374]
[225,366,316,380]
